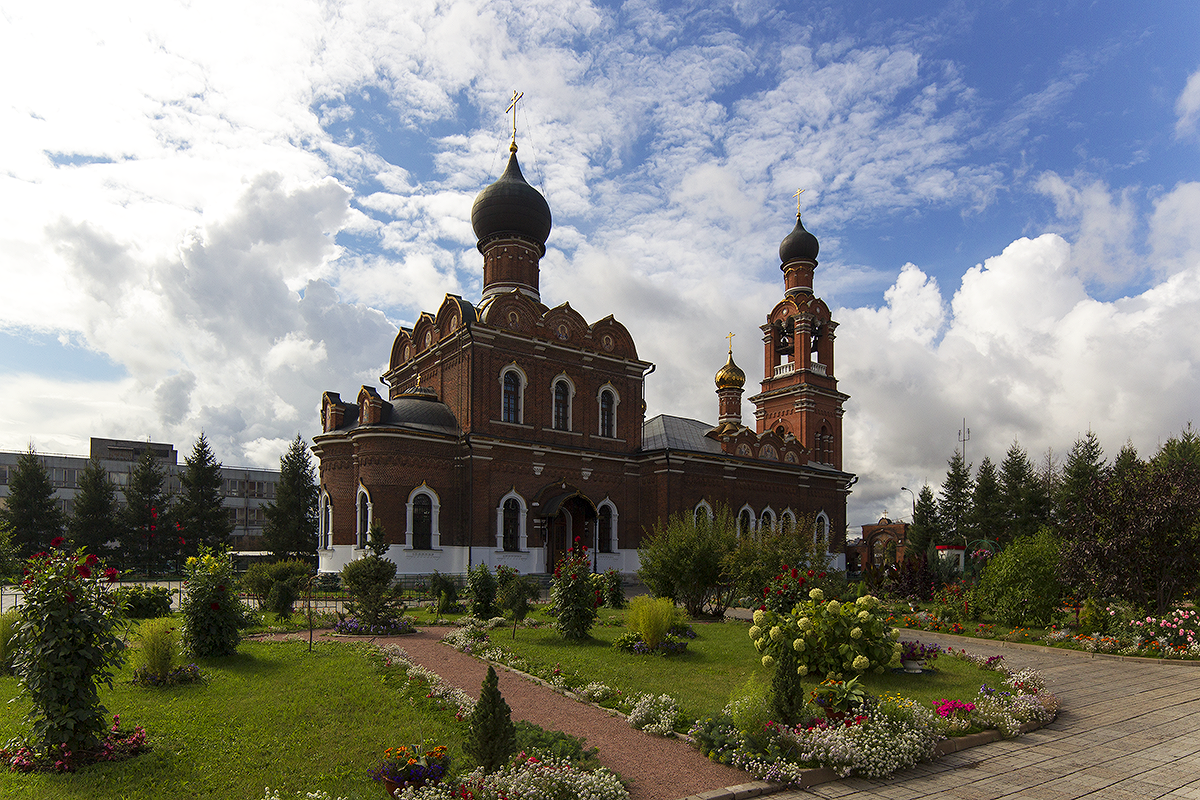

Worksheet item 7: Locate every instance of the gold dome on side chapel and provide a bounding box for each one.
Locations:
[715,348,746,390]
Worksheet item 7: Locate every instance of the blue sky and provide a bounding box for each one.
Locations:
[1,0,1198,529]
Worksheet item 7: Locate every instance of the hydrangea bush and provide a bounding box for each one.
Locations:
[750,591,900,681]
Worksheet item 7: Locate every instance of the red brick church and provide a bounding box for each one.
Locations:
[313,140,855,576]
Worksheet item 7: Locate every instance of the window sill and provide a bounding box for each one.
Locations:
[492,420,534,429]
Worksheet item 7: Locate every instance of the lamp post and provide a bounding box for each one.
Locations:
[900,487,916,555]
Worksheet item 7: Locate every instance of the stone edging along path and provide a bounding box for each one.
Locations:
[894,626,1200,667]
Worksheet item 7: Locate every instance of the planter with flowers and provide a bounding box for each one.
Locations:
[899,640,941,673]
[367,744,450,796]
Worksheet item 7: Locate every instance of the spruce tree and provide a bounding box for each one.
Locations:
[937,450,973,547]
[68,458,122,556]
[0,446,65,558]
[999,441,1049,545]
[905,485,939,557]
[967,456,1003,546]
[122,451,171,574]
[1057,431,1107,528]
[262,434,319,559]
[468,666,516,772]
[176,432,232,551]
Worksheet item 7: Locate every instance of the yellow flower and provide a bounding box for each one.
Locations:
[852,655,870,671]
[792,638,805,651]
[762,655,775,668]
[850,627,863,639]
[809,588,824,601]
[769,626,782,641]
[797,665,808,676]
[752,609,766,626]
[749,625,762,640]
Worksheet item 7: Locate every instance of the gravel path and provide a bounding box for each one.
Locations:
[253,628,752,800]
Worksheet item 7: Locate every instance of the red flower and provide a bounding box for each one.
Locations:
[65,592,75,603]
[105,567,119,582]
[807,569,814,577]
[217,585,226,592]
[85,554,99,566]
[75,565,92,579]
[179,537,186,546]
[818,572,826,579]
[50,537,64,548]
[210,602,220,611]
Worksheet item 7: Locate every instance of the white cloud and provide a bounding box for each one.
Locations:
[1175,67,1200,139]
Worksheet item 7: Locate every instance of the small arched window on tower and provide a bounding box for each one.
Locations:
[503,370,522,423]
[599,390,615,438]
[502,498,521,551]
[553,380,570,431]
[411,494,433,550]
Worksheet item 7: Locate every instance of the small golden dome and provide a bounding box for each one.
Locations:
[715,349,746,390]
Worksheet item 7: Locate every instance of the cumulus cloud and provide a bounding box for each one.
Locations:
[1176,67,1200,139]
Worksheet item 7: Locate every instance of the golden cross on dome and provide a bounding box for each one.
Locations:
[506,90,524,146]
[793,188,806,215]
[726,331,735,354]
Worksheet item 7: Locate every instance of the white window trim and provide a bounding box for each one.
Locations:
[355,485,372,549]
[760,506,776,533]
[495,490,528,552]
[781,508,797,531]
[319,491,333,549]
[499,364,528,424]
[737,503,756,535]
[550,373,576,431]
[596,383,620,438]
[694,499,714,522]
[406,483,441,550]
[596,499,618,553]
[815,511,831,549]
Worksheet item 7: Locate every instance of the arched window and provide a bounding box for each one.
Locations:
[597,503,615,553]
[319,491,332,549]
[411,494,432,550]
[553,379,571,431]
[356,487,371,549]
[815,513,830,548]
[781,509,796,534]
[738,507,754,536]
[503,371,522,423]
[599,389,615,437]
[503,498,521,551]
[694,500,714,524]
[495,491,527,552]
[760,507,776,533]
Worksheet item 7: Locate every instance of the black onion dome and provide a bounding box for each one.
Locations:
[779,214,819,264]
[471,146,552,251]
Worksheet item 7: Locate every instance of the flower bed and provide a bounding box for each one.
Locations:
[334,616,417,636]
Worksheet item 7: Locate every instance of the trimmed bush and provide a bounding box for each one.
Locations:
[975,529,1063,627]
[341,555,404,628]
[429,571,459,613]
[112,584,174,618]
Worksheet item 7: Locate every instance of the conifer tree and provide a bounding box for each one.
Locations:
[176,432,231,551]
[1057,430,1107,528]
[262,434,319,559]
[467,666,516,772]
[121,450,171,574]
[937,450,973,547]
[967,456,1003,546]
[905,485,939,557]
[68,458,122,556]
[0,446,65,558]
[999,441,1049,545]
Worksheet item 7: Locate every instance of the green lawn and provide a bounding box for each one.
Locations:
[481,608,1001,722]
[0,640,465,800]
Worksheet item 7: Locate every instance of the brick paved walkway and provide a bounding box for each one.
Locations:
[763,633,1200,800]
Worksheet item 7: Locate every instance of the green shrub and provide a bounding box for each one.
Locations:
[314,572,341,592]
[750,592,898,711]
[975,529,1063,627]
[112,584,174,618]
[0,609,18,675]
[181,548,244,657]
[550,541,598,641]
[135,617,179,681]
[266,580,299,620]
[498,575,539,638]
[341,555,404,627]
[429,571,459,610]
[592,568,626,609]
[626,596,683,650]
[638,509,737,617]
[727,677,774,749]
[513,721,599,769]
[468,563,498,619]
[243,559,311,615]
[468,666,516,772]
[11,543,124,753]
[1077,597,1104,635]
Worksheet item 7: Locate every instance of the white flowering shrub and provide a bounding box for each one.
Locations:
[262,790,347,800]
[969,693,1021,738]
[442,623,490,653]
[390,755,628,800]
[627,693,682,737]
[577,682,618,703]
[750,594,899,681]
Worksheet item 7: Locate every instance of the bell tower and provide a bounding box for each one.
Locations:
[746,208,849,470]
